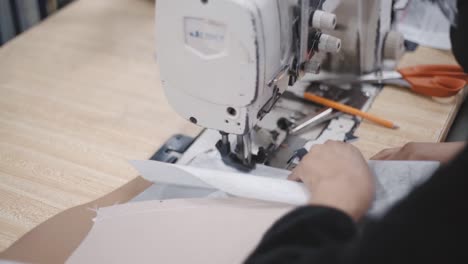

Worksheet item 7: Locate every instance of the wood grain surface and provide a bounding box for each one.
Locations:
[0,0,463,252]
[0,0,200,251]
[354,47,464,158]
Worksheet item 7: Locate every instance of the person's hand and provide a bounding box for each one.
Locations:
[371,142,466,164]
[288,141,375,221]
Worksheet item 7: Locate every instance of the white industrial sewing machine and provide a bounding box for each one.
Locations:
[130,0,437,221]
[155,0,404,171]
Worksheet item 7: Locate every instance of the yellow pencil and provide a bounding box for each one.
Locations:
[303,92,399,129]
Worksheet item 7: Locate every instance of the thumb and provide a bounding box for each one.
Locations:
[288,171,301,182]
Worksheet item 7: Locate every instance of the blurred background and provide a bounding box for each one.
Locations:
[0,0,75,45]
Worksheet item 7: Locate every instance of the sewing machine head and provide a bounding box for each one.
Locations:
[156,0,343,170]
[321,0,405,73]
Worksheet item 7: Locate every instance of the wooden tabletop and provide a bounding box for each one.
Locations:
[354,47,464,158]
[0,0,463,252]
[0,0,201,251]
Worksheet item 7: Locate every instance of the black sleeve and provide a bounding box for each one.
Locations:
[245,206,357,264]
[352,146,468,263]
[246,147,468,264]
[451,1,468,71]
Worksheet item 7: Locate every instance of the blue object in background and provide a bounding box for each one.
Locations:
[0,0,74,46]
[0,0,17,45]
[14,0,41,33]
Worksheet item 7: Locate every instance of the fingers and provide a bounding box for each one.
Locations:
[370,147,399,160]
[324,139,344,146]
[323,140,365,158]
[308,140,344,155]
[286,140,375,221]
[288,141,353,182]
[287,171,301,182]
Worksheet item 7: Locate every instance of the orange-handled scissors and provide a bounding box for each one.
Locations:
[360,64,467,97]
